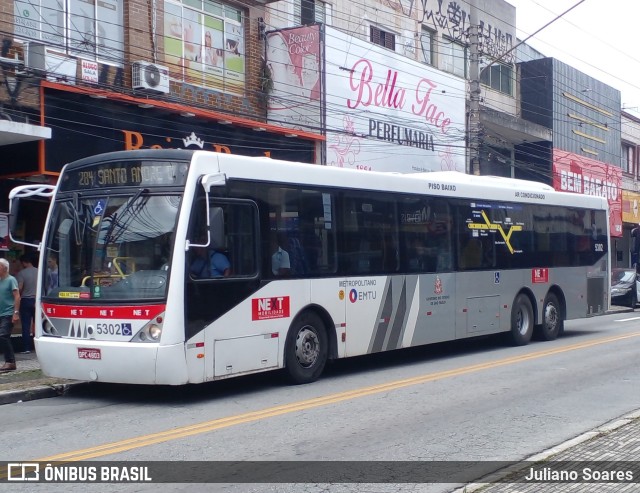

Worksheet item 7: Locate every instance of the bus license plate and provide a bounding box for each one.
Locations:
[78,348,101,360]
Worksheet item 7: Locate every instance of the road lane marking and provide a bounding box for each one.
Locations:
[614,316,640,322]
[29,331,640,463]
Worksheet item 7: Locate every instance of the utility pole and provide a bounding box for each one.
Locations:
[468,0,481,175]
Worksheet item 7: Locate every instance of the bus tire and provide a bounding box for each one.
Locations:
[285,311,328,384]
[535,293,563,341]
[508,294,534,346]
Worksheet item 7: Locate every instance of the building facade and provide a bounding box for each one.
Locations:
[620,111,640,267]
[264,0,543,175]
[0,0,318,341]
[0,0,323,234]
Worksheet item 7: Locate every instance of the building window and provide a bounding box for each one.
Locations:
[370,26,396,51]
[441,38,466,77]
[480,61,513,95]
[622,142,635,175]
[13,0,124,63]
[164,0,245,93]
[294,0,328,25]
[420,27,434,66]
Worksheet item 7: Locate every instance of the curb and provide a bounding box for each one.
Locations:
[452,409,640,492]
[606,307,635,314]
[0,381,90,406]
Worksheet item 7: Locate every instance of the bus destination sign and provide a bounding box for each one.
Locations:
[59,161,189,191]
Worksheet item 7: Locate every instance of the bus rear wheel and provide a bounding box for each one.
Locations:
[535,293,563,341]
[508,294,534,346]
[285,311,328,384]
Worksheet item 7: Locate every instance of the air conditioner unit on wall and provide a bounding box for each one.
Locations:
[132,61,169,94]
[26,42,77,83]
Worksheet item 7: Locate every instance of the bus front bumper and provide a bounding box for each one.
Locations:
[35,337,189,385]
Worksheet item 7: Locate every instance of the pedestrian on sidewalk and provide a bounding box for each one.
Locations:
[16,253,37,353]
[0,258,20,372]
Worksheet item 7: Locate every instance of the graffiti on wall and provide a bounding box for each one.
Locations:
[382,0,514,63]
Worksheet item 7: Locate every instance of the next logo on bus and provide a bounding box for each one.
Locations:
[532,268,549,283]
[252,296,291,321]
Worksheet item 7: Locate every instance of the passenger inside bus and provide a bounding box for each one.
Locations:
[271,232,291,276]
[190,241,231,279]
[460,237,483,270]
[408,237,436,272]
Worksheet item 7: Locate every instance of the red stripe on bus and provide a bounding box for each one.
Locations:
[42,303,166,319]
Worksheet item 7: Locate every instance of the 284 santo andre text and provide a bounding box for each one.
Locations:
[6,463,152,482]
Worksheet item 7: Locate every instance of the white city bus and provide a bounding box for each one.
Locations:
[9,149,610,385]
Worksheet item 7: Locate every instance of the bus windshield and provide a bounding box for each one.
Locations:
[43,192,180,301]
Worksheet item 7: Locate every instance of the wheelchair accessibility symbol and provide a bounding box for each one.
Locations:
[94,200,105,215]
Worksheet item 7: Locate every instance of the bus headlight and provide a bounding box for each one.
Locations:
[148,324,162,340]
[131,315,164,343]
[41,315,59,336]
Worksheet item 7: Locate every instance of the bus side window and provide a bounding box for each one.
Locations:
[460,237,483,270]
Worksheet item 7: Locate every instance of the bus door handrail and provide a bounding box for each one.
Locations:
[187,173,226,251]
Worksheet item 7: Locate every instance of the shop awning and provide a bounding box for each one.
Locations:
[0,120,51,146]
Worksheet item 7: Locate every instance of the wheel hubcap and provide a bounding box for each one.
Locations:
[545,304,558,331]
[517,308,530,335]
[295,326,320,368]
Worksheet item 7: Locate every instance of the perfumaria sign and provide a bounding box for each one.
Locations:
[324,26,466,173]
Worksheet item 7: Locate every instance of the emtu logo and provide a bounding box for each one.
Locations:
[349,289,358,303]
[349,289,376,303]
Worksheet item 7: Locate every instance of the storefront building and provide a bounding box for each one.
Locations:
[519,58,623,244]
[0,0,324,258]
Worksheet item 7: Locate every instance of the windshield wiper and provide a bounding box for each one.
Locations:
[103,188,149,244]
[122,188,147,216]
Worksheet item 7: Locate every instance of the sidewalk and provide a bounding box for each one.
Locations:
[454,409,640,492]
[0,350,84,405]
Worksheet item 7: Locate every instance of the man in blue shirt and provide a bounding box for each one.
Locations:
[0,258,20,372]
[190,248,230,278]
[210,250,231,277]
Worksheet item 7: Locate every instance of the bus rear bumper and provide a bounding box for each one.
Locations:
[35,337,189,385]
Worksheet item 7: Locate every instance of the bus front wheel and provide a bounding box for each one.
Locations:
[285,311,328,384]
[508,294,534,346]
[535,293,563,341]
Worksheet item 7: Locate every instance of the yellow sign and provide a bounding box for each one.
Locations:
[59,292,80,298]
[622,190,640,224]
[468,210,522,254]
